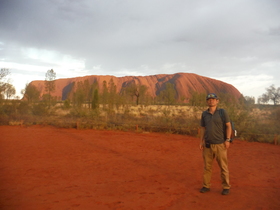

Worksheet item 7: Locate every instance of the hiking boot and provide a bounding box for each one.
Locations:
[200,187,210,193]
[221,189,230,195]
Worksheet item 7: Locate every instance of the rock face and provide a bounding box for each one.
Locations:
[30,73,241,102]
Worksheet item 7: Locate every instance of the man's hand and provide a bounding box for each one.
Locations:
[199,142,204,150]
[225,141,230,149]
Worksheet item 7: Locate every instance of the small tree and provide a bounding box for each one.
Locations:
[238,95,255,110]
[92,89,99,110]
[101,80,109,109]
[108,78,117,109]
[258,84,280,105]
[3,83,16,99]
[45,69,56,108]
[158,82,177,105]
[83,79,91,108]
[73,81,86,108]
[72,80,91,108]
[124,83,147,105]
[22,83,40,103]
[0,68,10,99]
[188,91,206,107]
[90,81,99,109]
[0,68,10,81]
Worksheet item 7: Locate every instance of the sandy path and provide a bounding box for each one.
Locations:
[0,125,279,210]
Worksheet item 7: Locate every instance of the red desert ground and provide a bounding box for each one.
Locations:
[0,125,279,210]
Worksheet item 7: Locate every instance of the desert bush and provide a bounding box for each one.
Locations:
[63,99,71,109]
[0,115,9,125]
[32,103,48,116]
[269,107,280,132]
[69,107,89,117]
[18,101,31,115]
[222,103,279,143]
[9,120,24,126]
[0,96,279,144]
[1,104,16,115]
[0,100,19,115]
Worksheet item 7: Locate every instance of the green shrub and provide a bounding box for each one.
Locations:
[63,99,71,109]
[32,103,48,116]
[18,101,30,115]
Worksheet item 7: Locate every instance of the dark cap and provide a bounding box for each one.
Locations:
[206,93,218,100]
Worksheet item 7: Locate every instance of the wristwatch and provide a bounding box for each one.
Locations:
[225,138,231,142]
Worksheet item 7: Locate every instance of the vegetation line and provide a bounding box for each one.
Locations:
[1,68,280,144]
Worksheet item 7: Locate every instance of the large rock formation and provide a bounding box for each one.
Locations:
[29,72,241,102]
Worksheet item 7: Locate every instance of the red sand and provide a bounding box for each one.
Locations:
[0,125,279,210]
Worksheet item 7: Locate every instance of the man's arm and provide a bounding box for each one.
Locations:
[199,127,205,150]
[225,122,232,149]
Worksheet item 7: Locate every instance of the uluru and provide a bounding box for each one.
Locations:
[29,73,241,102]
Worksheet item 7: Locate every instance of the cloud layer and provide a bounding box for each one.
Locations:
[1,0,280,98]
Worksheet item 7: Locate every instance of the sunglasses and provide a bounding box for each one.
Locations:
[207,94,216,97]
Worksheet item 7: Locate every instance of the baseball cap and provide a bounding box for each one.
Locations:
[206,93,218,100]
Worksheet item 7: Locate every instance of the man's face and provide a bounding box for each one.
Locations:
[206,98,219,107]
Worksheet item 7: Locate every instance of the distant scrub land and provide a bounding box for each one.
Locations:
[1,71,279,144]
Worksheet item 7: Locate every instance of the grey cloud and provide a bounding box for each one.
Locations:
[0,0,280,98]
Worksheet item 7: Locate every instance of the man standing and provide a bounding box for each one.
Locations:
[199,93,232,195]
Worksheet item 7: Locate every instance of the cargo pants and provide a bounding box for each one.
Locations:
[202,143,230,189]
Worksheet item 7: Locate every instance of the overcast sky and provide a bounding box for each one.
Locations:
[1,0,279,99]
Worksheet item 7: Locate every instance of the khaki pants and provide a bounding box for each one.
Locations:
[202,143,230,189]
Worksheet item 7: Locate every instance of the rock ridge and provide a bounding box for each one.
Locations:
[29,72,241,101]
